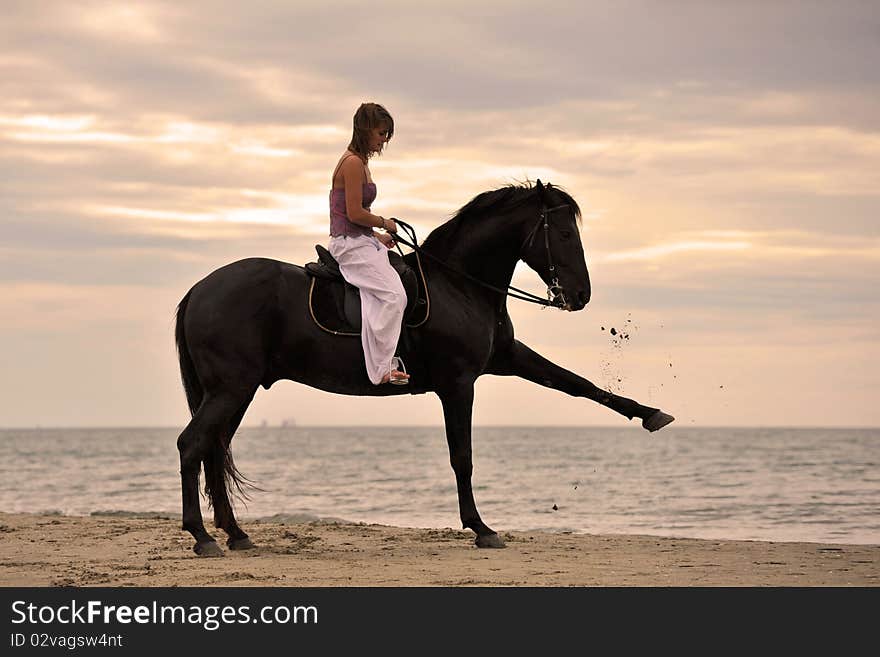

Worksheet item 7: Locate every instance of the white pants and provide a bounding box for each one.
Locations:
[328,234,408,384]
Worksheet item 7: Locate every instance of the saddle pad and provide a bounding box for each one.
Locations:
[308,276,363,336]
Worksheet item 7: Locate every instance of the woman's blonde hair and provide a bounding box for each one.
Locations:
[347,102,394,160]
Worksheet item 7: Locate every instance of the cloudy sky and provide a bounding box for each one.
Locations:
[2,1,878,428]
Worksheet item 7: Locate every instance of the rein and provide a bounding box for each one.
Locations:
[390,203,571,309]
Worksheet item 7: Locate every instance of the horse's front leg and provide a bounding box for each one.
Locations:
[487,339,675,432]
[437,381,505,548]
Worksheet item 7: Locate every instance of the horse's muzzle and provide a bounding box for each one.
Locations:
[562,289,590,311]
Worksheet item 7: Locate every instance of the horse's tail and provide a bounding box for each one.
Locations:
[174,289,203,416]
[209,402,260,509]
[214,439,259,512]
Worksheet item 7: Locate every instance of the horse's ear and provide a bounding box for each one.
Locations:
[536,178,546,201]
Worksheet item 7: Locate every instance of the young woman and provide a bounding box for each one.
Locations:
[328,102,410,385]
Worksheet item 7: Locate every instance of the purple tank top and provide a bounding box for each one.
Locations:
[329,183,376,237]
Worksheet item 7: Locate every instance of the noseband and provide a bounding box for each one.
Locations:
[520,203,572,308]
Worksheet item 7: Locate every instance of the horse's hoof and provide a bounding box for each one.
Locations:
[227,537,256,550]
[475,533,506,549]
[643,410,675,432]
[193,541,224,557]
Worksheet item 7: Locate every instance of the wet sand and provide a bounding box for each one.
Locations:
[0,513,877,586]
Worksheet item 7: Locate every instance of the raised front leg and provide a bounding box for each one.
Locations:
[437,382,505,548]
[487,339,674,432]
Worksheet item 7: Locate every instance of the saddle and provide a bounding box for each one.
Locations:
[305,245,428,336]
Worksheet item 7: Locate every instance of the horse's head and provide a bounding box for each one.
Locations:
[518,180,591,311]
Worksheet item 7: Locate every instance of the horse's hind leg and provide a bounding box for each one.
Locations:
[177,391,249,556]
[205,396,257,550]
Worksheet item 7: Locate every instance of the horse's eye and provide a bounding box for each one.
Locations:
[561,231,571,240]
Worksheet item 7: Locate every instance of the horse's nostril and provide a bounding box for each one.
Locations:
[578,290,590,306]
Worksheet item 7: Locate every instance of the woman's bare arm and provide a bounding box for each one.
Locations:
[341,156,385,228]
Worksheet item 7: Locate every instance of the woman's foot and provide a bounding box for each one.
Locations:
[381,370,410,385]
[382,356,409,385]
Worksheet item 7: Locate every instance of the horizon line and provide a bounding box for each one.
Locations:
[1,424,878,431]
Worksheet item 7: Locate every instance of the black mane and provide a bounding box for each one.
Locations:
[422,181,581,250]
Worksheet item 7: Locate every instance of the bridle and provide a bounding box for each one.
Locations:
[518,202,573,308]
[391,199,574,309]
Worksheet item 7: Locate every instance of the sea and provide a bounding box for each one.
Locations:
[0,426,877,545]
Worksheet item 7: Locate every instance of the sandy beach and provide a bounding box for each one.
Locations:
[0,512,876,587]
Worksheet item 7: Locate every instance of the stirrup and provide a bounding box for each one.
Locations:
[389,356,409,385]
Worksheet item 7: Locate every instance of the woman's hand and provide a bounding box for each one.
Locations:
[379,217,398,233]
[376,232,397,249]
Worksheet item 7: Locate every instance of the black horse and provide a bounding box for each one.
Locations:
[174,180,674,556]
